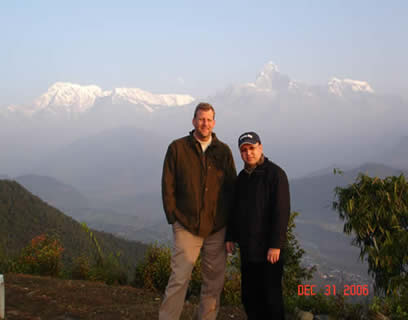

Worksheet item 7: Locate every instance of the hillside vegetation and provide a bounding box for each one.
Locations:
[0,179,147,279]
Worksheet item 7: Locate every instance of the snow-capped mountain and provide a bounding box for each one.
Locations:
[2,62,378,121]
[251,62,291,92]
[110,88,195,109]
[34,82,110,114]
[222,61,374,99]
[4,82,195,118]
[328,78,374,96]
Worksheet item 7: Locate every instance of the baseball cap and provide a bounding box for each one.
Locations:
[238,131,261,148]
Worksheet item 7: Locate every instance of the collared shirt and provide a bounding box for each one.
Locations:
[195,134,212,153]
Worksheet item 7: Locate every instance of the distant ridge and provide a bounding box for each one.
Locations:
[15,174,89,212]
[290,162,407,222]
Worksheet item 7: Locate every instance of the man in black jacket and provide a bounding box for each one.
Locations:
[226,131,290,320]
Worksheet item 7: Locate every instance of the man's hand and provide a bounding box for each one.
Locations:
[267,248,280,264]
[225,241,235,254]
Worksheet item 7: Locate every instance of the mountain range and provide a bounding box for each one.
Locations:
[1,62,377,120]
[1,61,406,179]
[3,82,195,119]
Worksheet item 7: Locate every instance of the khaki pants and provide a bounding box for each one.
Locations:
[159,222,227,320]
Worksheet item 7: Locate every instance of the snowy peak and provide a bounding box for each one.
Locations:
[252,62,375,97]
[259,61,280,74]
[224,62,375,99]
[328,78,374,96]
[4,82,196,118]
[34,82,110,112]
[236,62,312,96]
[111,87,195,107]
[252,61,291,92]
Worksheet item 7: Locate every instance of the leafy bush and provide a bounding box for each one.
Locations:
[14,234,64,276]
[334,173,408,319]
[71,255,92,280]
[369,289,408,320]
[88,253,128,285]
[132,243,203,299]
[333,174,408,295]
[80,223,128,285]
[133,243,172,292]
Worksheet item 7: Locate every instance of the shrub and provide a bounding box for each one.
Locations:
[334,174,408,319]
[133,243,172,292]
[80,223,128,285]
[71,255,92,280]
[133,243,204,299]
[14,234,64,277]
[88,253,128,285]
[369,289,408,320]
[333,174,408,295]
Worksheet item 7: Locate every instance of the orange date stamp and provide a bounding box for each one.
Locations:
[298,284,369,296]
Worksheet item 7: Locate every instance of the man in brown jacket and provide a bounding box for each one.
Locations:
[159,102,236,320]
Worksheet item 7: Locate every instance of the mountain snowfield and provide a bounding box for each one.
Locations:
[1,61,376,119]
[217,62,375,98]
[328,78,374,96]
[3,82,195,118]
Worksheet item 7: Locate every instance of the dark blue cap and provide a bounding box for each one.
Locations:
[238,131,261,148]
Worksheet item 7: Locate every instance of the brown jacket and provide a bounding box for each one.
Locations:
[161,131,236,237]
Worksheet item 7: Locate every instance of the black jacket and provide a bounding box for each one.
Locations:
[226,156,290,262]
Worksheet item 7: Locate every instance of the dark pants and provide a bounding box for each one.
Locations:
[241,258,285,320]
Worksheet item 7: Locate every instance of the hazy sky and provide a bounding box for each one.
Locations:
[2,1,407,105]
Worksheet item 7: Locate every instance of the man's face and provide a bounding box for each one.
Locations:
[192,109,215,141]
[240,143,263,166]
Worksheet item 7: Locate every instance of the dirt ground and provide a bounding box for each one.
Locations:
[4,273,246,320]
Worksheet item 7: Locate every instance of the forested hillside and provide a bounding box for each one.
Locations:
[0,179,147,278]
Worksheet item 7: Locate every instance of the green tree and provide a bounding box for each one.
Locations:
[333,174,408,295]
